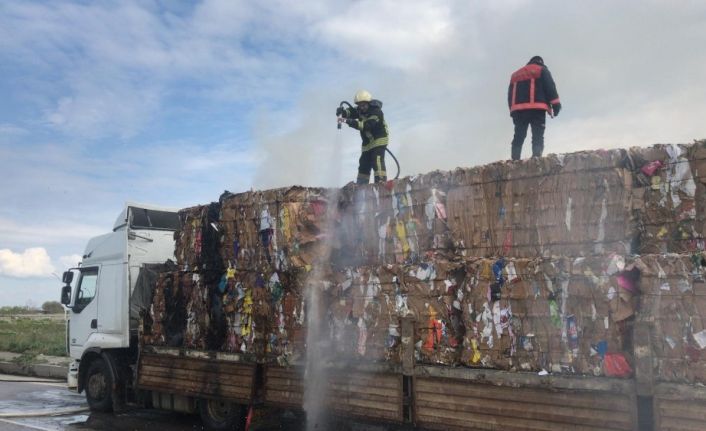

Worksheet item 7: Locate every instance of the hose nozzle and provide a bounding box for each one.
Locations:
[336,100,353,130]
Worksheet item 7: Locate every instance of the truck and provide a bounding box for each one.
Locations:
[60,142,706,431]
[60,203,182,411]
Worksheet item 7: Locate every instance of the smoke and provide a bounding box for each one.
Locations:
[251,1,706,189]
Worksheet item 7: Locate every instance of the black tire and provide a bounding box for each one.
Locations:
[199,398,246,431]
[85,359,113,412]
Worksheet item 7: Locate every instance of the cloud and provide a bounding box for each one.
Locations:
[0,218,105,249]
[59,254,82,269]
[313,1,453,70]
[0,1,333,139]
[45,81,162,139]
[0,123,28,136]
[0,248,55,278]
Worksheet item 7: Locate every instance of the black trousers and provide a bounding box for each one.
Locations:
[357,145,387,184]
[511,109,546,160]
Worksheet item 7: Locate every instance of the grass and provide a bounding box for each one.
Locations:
[0,315,67,357]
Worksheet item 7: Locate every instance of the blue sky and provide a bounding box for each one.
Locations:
[1,0,705,307]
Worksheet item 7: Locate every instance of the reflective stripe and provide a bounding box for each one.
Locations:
[375,155,383,176]
[550,98,561,104]
[511,82,517,106]
[362,138,388,152]
[510,64,543,83]
[529,78,536,103]
[510,102,549,112]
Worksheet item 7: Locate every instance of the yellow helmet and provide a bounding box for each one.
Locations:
[354,90,372,104]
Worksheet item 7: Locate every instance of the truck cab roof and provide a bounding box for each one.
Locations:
[113,202,180,232]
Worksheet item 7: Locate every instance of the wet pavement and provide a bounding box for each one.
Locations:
[0,374,360,431]
[0,375,86,430]
[0,374,401,430]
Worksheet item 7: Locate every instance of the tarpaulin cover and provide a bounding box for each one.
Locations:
[130,261,177,329]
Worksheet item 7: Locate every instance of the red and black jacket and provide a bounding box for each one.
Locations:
[508,62,560,113]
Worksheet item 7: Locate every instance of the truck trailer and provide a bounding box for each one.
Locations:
[60,142,706,431]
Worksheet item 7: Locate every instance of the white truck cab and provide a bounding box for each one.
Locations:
[60,203,179,408]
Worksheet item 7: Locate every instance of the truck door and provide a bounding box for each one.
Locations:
[68,266,100,359]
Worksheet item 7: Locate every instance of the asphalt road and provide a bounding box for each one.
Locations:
[0,374,312,431]
[0,374,89,431]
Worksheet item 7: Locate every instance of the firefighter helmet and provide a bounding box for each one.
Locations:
[354,90,372,104]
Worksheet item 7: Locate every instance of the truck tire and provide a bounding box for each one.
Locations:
[199,399,245,431]
[85,359,113,412]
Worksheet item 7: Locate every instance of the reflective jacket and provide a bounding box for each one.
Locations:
[508,62,560,113]
[345,100,389,152]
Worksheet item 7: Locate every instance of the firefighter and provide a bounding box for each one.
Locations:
[507,56,561,160]
[337,90,389,184]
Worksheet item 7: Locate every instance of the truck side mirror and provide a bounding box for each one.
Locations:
[60,284,72,306]
[62,271,74,284]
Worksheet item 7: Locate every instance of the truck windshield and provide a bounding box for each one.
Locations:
[129,208,180,231]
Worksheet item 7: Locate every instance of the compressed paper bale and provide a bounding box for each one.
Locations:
[634,254,706,384]
[632,144,704,255]
[688,141,706,241]
[219,187,332,272]
[447,153,632,259]
[144,271,169,346]
[146,271,189,348]
[454,256,636,375]
[335,172,452,267]
[174,203,222,270]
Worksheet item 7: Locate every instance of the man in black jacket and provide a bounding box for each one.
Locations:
[337,90,390,184]
[507,56,561,160]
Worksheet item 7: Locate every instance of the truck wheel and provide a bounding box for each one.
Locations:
[85,359,113,412]
[199,399,245,431]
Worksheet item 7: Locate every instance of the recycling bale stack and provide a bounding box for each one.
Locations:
[216,186,335,361]
[154,202,228,352]
[144,140,706,382]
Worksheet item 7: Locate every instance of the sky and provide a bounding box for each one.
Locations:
[1,0,705,307]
